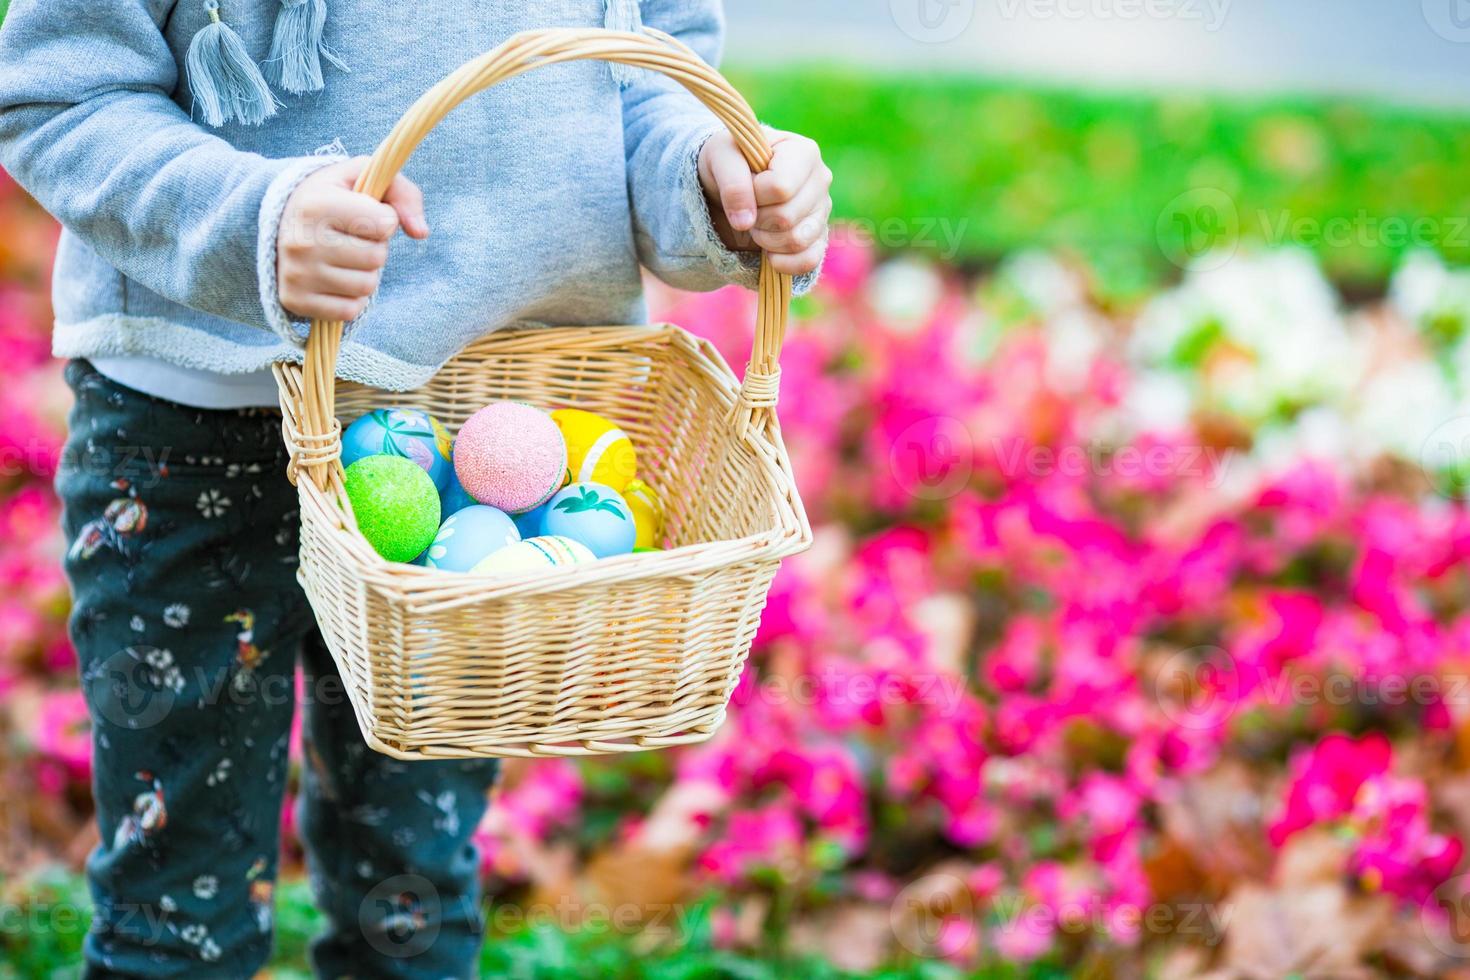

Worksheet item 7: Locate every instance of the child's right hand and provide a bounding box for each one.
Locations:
[277,157,429,323]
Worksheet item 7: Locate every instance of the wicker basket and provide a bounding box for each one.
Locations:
[272,28,812,760]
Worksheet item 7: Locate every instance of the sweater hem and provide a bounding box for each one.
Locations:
[53,314,447,396]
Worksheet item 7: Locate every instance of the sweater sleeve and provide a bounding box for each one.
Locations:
[0,0,335,343]
[622,0,816,295]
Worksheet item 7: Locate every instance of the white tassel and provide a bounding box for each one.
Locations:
[265,0,348,95]
[186,1,278,127]
[604,0,643,89]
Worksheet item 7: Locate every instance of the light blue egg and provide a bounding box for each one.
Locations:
[513,501,551,539]
[541,482,635,559]
[341,408,454,493]
[439,464,478,518]
[424,505,521,572]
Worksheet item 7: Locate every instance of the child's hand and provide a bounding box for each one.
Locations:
[699,129,832,277]
[277,157,429,322]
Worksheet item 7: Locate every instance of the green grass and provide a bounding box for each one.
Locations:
[728,65,1470,300]
[0,871,1067,979]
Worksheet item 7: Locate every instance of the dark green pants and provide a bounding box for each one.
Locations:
[58,361,499,979]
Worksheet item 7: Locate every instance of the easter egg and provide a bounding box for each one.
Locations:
[513,501,551,539]
[454,402,567,514]
[470,535,595,575]
[541,482,636,559]
[439,464,478,518]
[621,479,664,550]
[342,408,454,493]
[344,455,441,563]
[424,505,521,573]
[550,409,638,493]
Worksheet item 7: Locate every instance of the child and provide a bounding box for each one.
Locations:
[0,0,830,975]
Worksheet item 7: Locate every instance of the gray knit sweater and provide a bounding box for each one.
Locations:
[0,0,782,399]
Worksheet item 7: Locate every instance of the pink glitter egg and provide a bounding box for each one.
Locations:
[453,402,568,514]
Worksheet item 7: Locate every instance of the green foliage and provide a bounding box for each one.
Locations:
[0,871,1063,978]
[728,65,1470,299]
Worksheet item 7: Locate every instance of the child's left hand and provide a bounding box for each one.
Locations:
[700,129,832,277]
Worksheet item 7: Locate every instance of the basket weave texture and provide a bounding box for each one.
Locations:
[272,28,812,759]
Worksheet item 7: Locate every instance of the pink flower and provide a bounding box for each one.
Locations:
[1268,732,1391,846]
[34,689,91,781]
[697,805,804,886]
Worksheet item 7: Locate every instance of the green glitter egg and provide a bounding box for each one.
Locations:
[344,455,441,563]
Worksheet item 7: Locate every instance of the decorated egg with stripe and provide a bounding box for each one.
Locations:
[550,408,638,493]
[470,535,595,575]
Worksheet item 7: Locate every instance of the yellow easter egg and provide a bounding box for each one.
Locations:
[622,478,664,550]
[550,408,638,492]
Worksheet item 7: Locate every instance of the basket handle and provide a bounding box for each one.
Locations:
[295,27,792,491]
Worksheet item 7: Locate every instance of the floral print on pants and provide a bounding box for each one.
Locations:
[58,361,499,979]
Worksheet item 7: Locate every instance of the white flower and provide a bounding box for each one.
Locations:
[163,604,190,629]
[869,257,944,329]
[129,615,145,633]
[195,490,231,519]
[1350,359,1459,461]
[192,875,218,900]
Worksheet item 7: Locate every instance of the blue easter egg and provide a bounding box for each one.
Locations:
[424,505,521,573]
[541,482,635,559]
[342,408,454,493]
[513,501,551,539]
[439,464,478,518]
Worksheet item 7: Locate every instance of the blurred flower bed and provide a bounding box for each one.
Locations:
[9,163,1470,977]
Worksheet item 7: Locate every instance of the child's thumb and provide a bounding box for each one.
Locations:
[705,141,758,232]
[383,174,430,240]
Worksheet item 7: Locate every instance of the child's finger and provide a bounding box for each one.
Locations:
[768,235,828,276]
[323,190,400,243]
[383,174,430,240]
[311,266,381,299]
[753,134,821,207]
[321,238,390,272]
[754,172,831,237]
[752,197,832,255]
[703,136,758,232]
